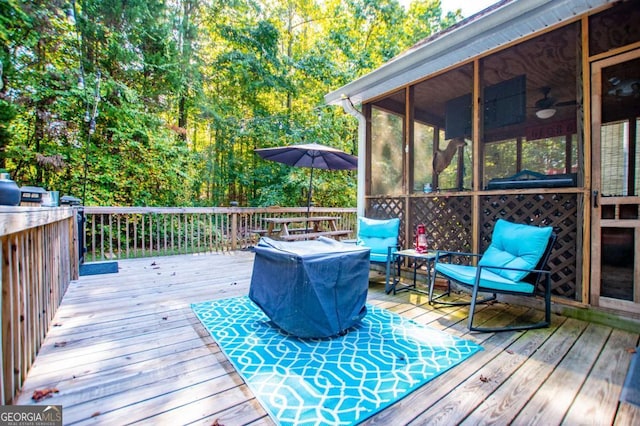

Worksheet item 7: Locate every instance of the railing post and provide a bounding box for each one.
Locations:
[231,211,238,251]
[0,241,5,405]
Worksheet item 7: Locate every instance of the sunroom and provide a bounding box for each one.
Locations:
[326,0,640,320]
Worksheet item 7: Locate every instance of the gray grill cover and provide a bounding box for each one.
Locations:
[249,237,370,338]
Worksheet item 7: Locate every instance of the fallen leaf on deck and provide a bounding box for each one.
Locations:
[151,261,157,266]
[54,341,67,348]
[212,419,224,426]
[91,412,100,417]
[479,375,490,383]
[506,349,514,354]
[32,388,59,401]
[626,347,637,354]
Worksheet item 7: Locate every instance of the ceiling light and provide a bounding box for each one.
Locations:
[536,108,556,119]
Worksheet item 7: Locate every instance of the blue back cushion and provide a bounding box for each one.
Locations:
[478,219,553,282]
[357,217,400,258]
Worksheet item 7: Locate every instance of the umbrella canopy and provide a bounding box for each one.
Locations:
[254,143,357,215]
[254,143,357,170]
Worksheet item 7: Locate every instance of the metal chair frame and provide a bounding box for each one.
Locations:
[430,233,557,332]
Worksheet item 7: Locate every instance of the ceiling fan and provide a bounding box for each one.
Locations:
[607,77,640,97]
[532,87,577,119]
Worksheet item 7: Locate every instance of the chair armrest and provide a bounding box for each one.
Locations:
[434,250,481,263]
[475,265,552,291]
[387,244,400,261]
[477,264,551,275]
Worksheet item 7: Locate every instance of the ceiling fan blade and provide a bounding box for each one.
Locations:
[555,100,577,107]
[534,96,556,109]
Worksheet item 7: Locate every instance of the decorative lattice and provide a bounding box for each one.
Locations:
[366,193,579,301]
[480,193,578,299]
[410,196,473,253]
[365,197,406,247]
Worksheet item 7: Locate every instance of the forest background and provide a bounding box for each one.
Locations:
[0,0,461,207]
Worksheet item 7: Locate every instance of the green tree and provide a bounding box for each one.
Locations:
[0,0,458,207]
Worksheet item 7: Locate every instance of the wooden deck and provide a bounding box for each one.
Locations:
[14,252,640,425]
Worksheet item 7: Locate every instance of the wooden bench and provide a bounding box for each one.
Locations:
[287,227,314,234]
[279,230,352,241]
[251,228,280,236]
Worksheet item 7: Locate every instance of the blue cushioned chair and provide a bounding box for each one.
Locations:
[430,219,556,332]
[356,217,400,294]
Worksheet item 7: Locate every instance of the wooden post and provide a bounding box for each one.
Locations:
[0,241,4,405]
[231,211,238,251]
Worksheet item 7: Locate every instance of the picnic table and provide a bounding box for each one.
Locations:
[258,216,351,241]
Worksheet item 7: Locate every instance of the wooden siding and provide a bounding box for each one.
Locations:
[12,252,640,425]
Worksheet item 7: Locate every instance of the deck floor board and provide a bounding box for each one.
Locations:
[13,252,640,425]
[460,317,587,425]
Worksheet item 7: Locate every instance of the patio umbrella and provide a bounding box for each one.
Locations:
[254,143,358,217]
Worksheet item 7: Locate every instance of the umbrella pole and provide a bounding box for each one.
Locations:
[306,167,314,233]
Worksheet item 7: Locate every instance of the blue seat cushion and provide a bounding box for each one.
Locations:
[477,219,553,282]
[435,263,535,294]
[356,217,400,263]
[369,251,391,264]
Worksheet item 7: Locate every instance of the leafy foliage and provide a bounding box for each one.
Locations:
[0,0,460,206]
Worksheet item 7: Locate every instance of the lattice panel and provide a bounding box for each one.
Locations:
[365,197,406,248]
[410,196,473,254]
[480,193,578,299]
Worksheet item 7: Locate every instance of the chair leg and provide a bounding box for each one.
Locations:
[468,284,481,331]
[428,266,439,302]
[384,246,398,294]
[468,280,551,332]
[384,258,392,294]
[384,256,396,294]
[544,274,551,325]
[429,275,496,307]
[429,269,464,304]
[392,252,403,295]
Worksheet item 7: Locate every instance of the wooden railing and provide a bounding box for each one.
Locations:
[0,205,355,404]
[0,206,80,404]
[82,207,357,261]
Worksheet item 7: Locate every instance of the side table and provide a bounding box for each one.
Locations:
[388,249,445,295]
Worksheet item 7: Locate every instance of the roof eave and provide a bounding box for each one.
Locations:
[325,0,611,106]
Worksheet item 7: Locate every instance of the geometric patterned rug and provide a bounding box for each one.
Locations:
[191,296,482,425]
[621,346,640,407]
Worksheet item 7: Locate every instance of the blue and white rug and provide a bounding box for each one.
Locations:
[191,296,482,425]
